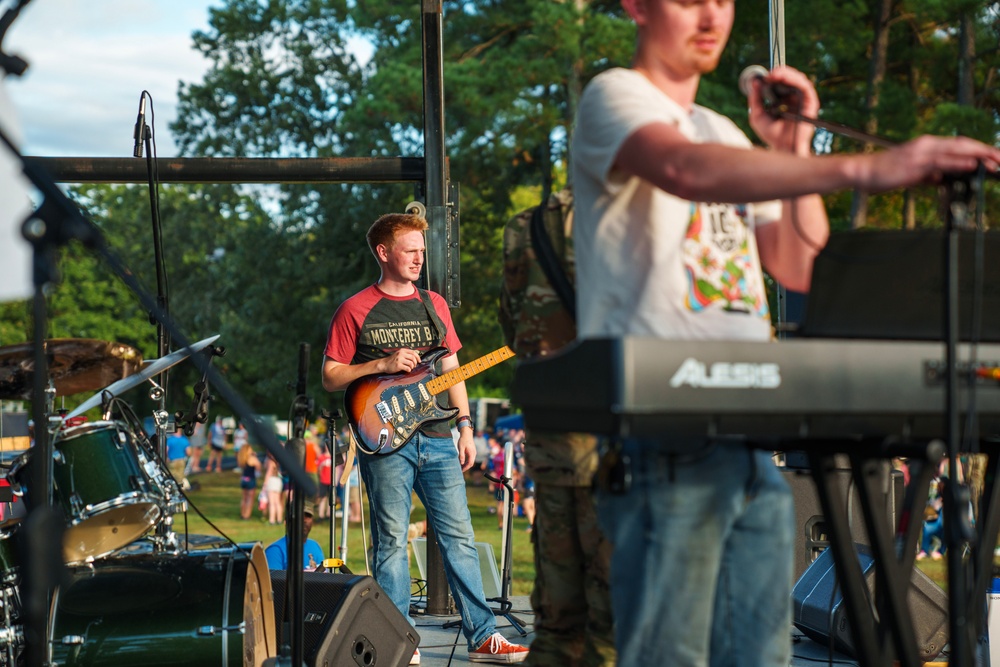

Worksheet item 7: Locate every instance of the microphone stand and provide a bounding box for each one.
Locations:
[134,92,172,534]
[444,442,526,634]
[319,409,347,566]
[2,125,95,667]
[0,19,69,663]
[21,201,71,667]
[269,343,315,667]
[483,469,527,636]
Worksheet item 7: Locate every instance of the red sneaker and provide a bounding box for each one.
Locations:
[468,633,529,664]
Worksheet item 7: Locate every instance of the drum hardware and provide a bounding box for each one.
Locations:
[65,335,220,421]
[148,381,165,402]
[55,635,84,646]
[0,622,23,667]
[0,624,22,645]
[68,493,83,518]
[165,499,187,516]
[0,584,20,624]
[175,344,225,436]
[0,531,23,666]
[197,623,246,637]
[152,407,172,433]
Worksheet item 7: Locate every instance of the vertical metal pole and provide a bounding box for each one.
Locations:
[768,0,785,67]
[500,442,514,576]
[944,182,972,667]
[421,0,457,616]
[422,0,457,306]
[144,130,172,539]
[769,0,788,335]
[339,461,351,561]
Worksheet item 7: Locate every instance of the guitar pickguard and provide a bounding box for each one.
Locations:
[376,379,450,450]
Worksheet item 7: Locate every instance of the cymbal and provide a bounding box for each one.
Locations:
[0,339,143,401]
[66,335,220,419]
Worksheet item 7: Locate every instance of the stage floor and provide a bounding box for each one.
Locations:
[407,596,863,666]
[408,595,534,666]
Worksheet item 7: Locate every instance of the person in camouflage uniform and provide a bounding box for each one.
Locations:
[499,189,616,667]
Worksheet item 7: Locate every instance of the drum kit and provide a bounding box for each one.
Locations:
[0,336,275,667]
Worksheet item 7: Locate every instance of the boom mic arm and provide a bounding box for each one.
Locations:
[175,345,225,435]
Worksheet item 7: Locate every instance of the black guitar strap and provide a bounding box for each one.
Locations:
[529,198,577,320]
[413,287,447,350]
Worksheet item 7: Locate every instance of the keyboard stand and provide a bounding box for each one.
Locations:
[769,437,1000,667]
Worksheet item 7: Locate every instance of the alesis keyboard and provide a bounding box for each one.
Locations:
[511,337,1000,442]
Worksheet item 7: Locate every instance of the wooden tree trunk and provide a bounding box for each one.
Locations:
[957,9,975,106]
[564,0,587,188]
[849,0,894,229]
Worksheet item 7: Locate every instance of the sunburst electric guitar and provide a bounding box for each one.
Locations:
[345,346,516,455]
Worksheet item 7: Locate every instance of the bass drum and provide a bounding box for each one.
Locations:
[49,544,275,667]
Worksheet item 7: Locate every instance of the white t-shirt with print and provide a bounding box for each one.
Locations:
[571,68,781,341]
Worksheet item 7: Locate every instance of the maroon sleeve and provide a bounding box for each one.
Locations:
[429,291,462,355]
[323,289,371,363]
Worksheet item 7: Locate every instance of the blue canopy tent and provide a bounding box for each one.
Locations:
[493,413,523,433]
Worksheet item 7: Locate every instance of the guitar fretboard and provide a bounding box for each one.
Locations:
[426,346,516,396]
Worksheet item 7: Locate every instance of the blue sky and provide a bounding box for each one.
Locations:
[0,0,222,301]
[4,0,221,157]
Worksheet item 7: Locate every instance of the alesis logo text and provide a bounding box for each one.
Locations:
[669,358,781,389]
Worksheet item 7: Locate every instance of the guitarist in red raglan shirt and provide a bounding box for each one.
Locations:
[321,213,529,666]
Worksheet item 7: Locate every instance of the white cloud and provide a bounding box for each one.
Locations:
[3,0,220,157]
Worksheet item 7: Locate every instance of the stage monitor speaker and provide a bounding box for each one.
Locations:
[792,543,948,661]
[270,570,418,667]
[782,466,904,582]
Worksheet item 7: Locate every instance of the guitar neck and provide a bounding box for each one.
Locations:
[426,346,516,396]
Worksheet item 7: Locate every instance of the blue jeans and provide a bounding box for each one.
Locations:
[596,440,794,667]
[358,432,495,650]
[921,515,945,555]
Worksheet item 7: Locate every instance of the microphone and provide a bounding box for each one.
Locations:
[739,65,803,115]
[132,94,147,158]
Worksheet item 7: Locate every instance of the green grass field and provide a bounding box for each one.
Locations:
[175,468,537,597]
[175,466,951,600]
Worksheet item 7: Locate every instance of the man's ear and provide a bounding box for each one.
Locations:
[375,243,390,263]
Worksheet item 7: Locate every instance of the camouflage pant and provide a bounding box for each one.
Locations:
[526,484,616,667]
